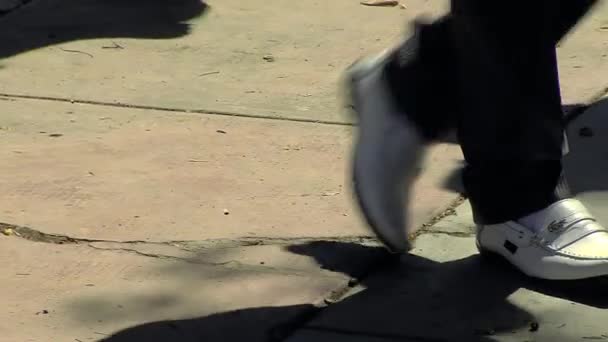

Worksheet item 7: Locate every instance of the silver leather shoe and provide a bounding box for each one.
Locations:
[346,51,426,253]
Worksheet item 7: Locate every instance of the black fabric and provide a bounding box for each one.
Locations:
[384,0,597,224]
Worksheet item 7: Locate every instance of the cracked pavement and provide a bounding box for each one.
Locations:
[0,1,464,340]
[2,0,608,341]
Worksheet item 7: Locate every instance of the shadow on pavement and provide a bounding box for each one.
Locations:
[562,97,608,195]
[0,0,207,59]
[98,303,317,342]
[94,240,608,342]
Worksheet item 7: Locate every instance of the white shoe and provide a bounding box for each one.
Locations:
[476,199,608,280]
[346,50,426,253]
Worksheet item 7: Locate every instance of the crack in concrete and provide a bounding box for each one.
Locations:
[0,222,378,249]
[420,230,475,238]
[85,242,330,276]
[1,197,468,342]
[410,195,467,240]
[85,242,219,264]
[1,222,83,244]
[0,92,355,127]
[0,221,380,277]
[1,222,375,280]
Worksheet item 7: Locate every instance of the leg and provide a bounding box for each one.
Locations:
[348,0,608,279]
[451,0,597,224]
[444,0,608,280]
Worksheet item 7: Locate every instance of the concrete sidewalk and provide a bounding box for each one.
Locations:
[0,96,461,341]
[1,0,607,121]
[287,96,608,342]
[0,1,461,341]
[1,0,608,341]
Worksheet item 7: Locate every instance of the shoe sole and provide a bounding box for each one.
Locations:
[475,237,604,280]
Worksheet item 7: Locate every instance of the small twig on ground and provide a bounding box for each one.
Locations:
[188,159,209,163]
[59,48,94,58]
[360,0,399,6]
[102,41,124,49]
[199,71,220,77]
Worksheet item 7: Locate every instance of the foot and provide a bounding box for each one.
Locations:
[345,50,426,253]
[477,198,608,280]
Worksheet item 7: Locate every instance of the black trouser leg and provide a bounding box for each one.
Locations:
[385,0,597,224]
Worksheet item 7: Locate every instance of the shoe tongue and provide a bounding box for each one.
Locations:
[537,199,593,232]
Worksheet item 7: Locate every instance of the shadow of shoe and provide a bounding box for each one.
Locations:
[291,240,608,340]
[288,242,533,341]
